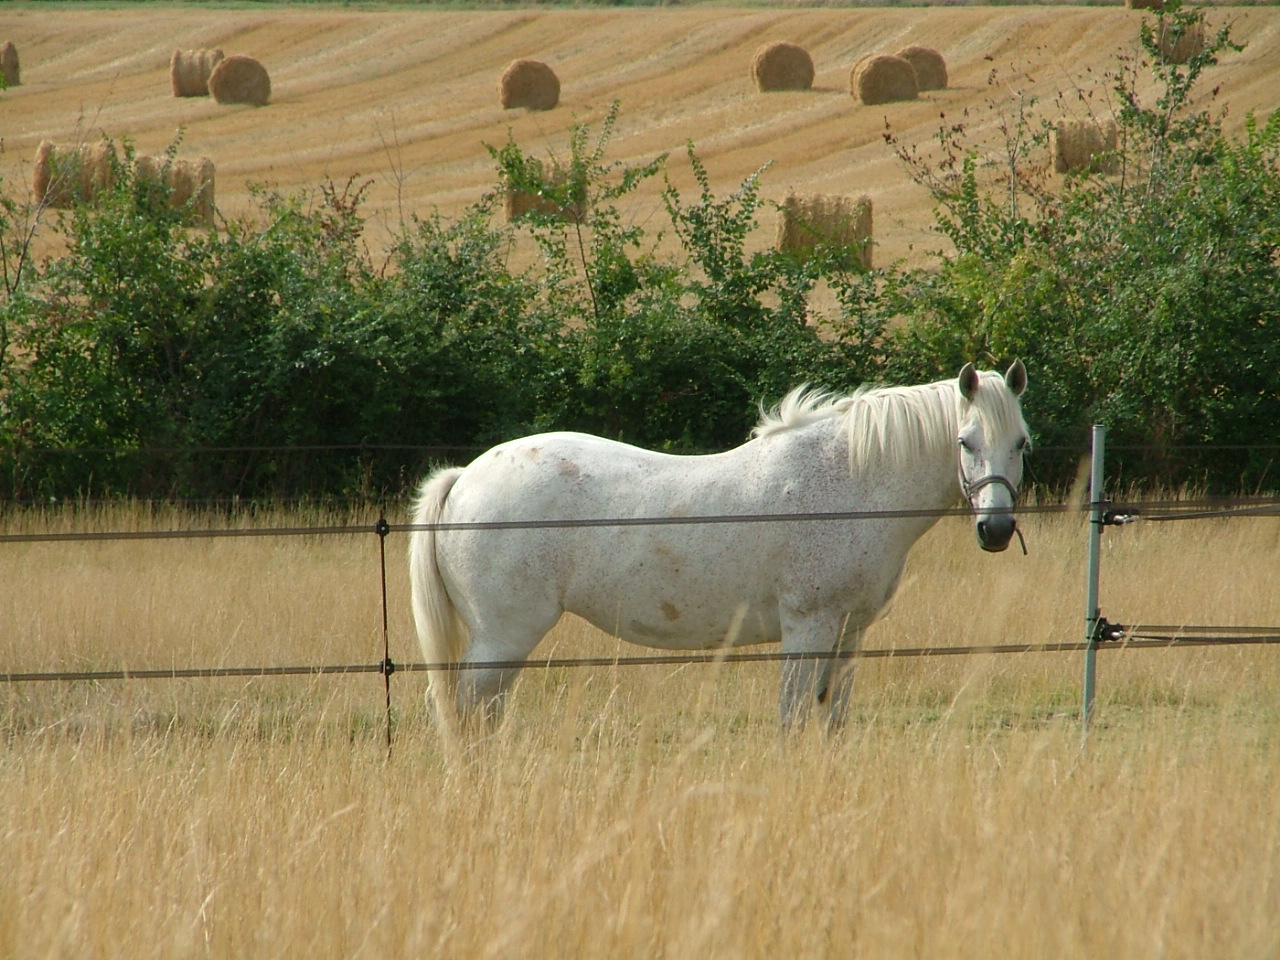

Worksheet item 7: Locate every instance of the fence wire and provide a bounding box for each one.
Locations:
[6,631,1280,685]
[2,495,1279,546]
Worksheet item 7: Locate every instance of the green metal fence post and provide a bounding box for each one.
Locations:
[1083,423,1106,732]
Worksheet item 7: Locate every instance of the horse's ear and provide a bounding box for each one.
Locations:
[1005,358,1027,397]
[958,362,980,402]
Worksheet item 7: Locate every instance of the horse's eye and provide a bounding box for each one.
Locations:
[1017,437,1030,453]
[958,437,973,452]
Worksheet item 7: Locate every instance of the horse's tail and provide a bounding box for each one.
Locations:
[408,466,468,724]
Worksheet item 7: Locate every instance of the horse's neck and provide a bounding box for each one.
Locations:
[821,411,961,513]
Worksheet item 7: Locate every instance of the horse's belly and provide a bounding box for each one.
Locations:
[570,594,781,651]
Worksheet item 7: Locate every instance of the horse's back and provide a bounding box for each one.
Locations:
[448,431,762,518]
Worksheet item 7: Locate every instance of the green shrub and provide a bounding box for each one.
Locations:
[0,162,555,498]
[880,2,1280,491]
[490,107,878,450]
[0,116,876,498]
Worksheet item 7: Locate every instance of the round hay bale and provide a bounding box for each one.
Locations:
[894,45,947,91]
[502,156,583,221]
[170,48,224,97]
[32,141,59,206]
[776,192,873,270]
[33,140,117,208]
[1052,119,1119,175]
[851,55,918,106]
[1,40,20,88]
[750,42,815,93]
[135,154,216,225]
[1158,19,1205,64]
[499,59,559,111]
[208,54,271,107]
[505,184,584,224]
[170,156,216,225]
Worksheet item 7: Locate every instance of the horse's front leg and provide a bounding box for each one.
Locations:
[821,626,864,731]
[778,609,848,733]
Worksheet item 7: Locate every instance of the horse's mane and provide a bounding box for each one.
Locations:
[752,373,1025,474]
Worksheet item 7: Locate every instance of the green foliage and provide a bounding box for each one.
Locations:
[489,105,877,451]
[0,156,555,498]
[488,101,669,329]
[881,2,1280,491]
[0,115,875,498]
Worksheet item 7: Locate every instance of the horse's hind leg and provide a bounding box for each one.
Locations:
[455,657,523,725]
[456,607,560,725]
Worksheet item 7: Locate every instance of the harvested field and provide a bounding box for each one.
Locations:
[1,6,1277,267]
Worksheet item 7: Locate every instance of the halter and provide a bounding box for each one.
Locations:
[959,470,1027,555]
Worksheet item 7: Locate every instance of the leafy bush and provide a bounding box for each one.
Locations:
[881,2,1280,491]
[0,117,875,498]
[489,105,877,451]
[0,159,557,498]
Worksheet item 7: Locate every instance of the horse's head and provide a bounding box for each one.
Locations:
[956,360,1030,552]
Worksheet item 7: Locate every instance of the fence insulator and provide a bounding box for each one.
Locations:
[1102,510,1140,526]
[1091,617,1127,644]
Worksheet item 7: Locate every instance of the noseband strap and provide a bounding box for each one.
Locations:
[961,472,1019,506]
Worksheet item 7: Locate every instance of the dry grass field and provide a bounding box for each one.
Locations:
[3,4,1280,267]
[1,502,1278,958]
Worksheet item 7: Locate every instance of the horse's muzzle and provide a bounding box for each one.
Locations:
[976,515,1017,552]
[962,473,1021,553]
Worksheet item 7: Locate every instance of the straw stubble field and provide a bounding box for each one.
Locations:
[3,5,1280,267]
[1,503,1278,958]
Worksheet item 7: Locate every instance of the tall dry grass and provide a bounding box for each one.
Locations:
[1,503,1278,958]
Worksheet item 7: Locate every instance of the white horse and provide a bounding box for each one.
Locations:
[409,361,1030,730]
